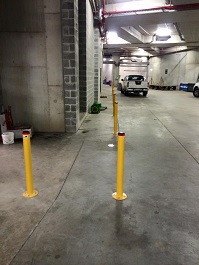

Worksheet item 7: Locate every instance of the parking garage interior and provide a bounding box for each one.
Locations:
[1,1,199,265]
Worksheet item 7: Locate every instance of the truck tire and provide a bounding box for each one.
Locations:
[193,87,199,97]
[117,83,122,91]
[143,91,148,97]
[124,90,128,96]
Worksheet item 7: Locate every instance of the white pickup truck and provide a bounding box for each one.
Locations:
[193,82,199,97]
[121,75,148,97]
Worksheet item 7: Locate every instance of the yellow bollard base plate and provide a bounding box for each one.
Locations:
[23,190,38,198]
[112,192,127,201]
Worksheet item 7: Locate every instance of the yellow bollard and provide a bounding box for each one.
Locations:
[112,87,115,97]
[113,102,118,134]
[112,132,127,200]
[22,131,38,198]
[112,93,116,116]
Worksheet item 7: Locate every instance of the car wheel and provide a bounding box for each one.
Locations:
[124,90,128,96]
[193,87,199,97]
[117,83,122,91]
[143,91,148,97]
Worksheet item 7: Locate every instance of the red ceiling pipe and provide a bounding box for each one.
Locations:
[104,3,199,16]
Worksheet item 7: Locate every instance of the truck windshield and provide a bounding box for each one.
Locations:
[128,75,144,81]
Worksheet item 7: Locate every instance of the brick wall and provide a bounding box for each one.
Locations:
[61,0,79,133]
[61,0,101,132]
[86,0,94,109]
[79,0,87,114]
[79,0,95,113]
[94,28,101,102]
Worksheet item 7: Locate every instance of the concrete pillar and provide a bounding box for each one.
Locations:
[44,0,64,132]
[61,0,79,133]
[112,54,120,87]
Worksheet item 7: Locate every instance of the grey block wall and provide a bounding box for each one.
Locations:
[79,0,87,114]
[78,0,95,113]
[0,0,64,132]
[61,0,79,133]
[86,0,95,109]
[94,28,101,102]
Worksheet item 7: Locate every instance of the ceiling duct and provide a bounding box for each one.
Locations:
[90,0,102,12]
[93,0,106,37]
[156,35,171,41]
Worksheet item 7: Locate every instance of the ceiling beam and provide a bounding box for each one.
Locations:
[104,42,199,49]
[116,28,143,44]
[106,10,199,31]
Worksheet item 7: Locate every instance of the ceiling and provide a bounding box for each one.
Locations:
[103,0,199,59]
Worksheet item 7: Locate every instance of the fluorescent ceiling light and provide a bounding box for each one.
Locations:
[156,28,171,36]
[141,57,147,61]
[131,57,142,62]
[136,9,162,14]
[138,48,144,52]
[107,32,117,38]
[155,28,171,41]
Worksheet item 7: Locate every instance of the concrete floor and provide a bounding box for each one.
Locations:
[1,86,199,265]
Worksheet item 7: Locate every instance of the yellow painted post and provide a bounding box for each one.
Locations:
[112,86,115,97]
[112,93,116,116]
[22,131,38,198]
[112,132,127,200]
[112,83,114,91]
[112,81,115,94]
[113,102,118,134]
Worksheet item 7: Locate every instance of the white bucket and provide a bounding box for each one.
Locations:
[2,132,14,144]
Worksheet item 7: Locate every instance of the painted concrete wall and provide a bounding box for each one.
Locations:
[148,51,199,87]
[44,1,64,132]
[0,0,64,132]
[102,64,147,85]
[120,66,148,80]
[102,64,113,82]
